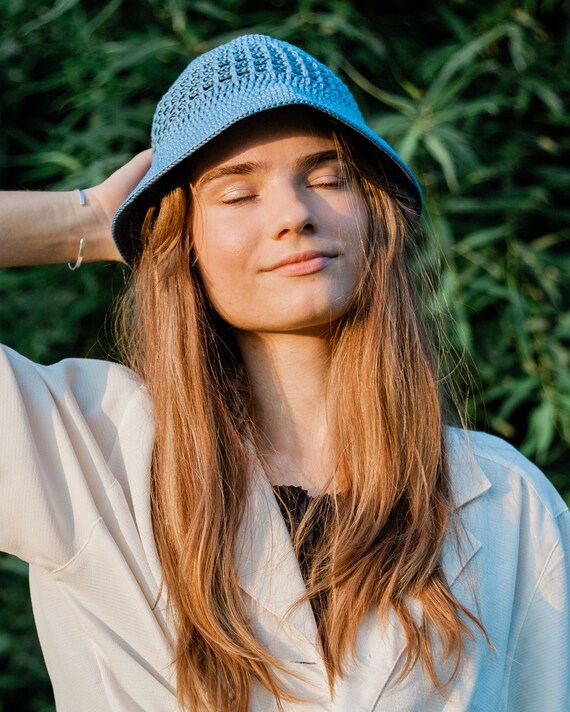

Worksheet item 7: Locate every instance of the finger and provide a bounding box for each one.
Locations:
[107,149,152,194]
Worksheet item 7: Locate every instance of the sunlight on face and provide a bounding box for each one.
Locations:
[190,109,369,335]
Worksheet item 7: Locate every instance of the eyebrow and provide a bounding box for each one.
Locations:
[195,149,340,189]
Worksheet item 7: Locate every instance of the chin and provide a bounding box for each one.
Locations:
[241,310,349,334]
[217,292,356,334]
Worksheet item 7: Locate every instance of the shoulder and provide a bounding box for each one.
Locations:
[0,343,150,436]
[447,433,570,709]
[447,428,568,518]
[443,429,569,649]
[0,345,154,567]
[1,342,142,395]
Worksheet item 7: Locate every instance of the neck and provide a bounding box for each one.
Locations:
[236,329,335,494]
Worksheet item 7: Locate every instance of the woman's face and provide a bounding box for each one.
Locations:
[190,110,369,334]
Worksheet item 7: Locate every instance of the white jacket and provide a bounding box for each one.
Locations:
[0,344,568,711]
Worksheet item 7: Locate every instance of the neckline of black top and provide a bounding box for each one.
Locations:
[271,484,333,625]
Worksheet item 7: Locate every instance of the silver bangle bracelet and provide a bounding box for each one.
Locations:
[68,189,86,271]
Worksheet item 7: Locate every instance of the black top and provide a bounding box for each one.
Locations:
[272,484,333,633]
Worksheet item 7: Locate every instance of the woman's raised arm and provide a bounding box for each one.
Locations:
[0,150,151,267]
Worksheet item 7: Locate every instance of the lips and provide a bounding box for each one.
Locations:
[266,250,338,276]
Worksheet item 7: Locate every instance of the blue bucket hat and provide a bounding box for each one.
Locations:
[112,33,422,266]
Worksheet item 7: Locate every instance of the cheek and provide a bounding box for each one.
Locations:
[329,186,369,231]
[350,193,370,236]
[193,212,241,281]
[336,196,370,261]
[191,218,256,319]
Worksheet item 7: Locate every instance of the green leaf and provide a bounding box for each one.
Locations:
[523,399,557,461]
[341,60,417,115]
[20,0,82,34]
[424,133,459,191]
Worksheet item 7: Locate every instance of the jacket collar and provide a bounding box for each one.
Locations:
[446,426,492,510]
[441,427,492,586]
[234,428,492,689]
[234,473,321,647]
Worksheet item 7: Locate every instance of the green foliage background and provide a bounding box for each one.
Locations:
[0,0,568,707]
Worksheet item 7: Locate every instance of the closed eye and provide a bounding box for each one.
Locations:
[309,175,346,189]
[220,193,257,205]
[311,180,341,188]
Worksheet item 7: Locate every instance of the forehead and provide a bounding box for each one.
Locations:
[189,107,338,180]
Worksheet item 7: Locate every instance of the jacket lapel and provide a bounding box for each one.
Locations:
[234,473,321,650]
[441,427,492,586]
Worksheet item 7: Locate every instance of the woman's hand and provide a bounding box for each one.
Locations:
[85,150,152,262]
[0,150,152,268]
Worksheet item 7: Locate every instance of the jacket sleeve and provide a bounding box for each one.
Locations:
[0,344,146,570]
[506,508,570,711]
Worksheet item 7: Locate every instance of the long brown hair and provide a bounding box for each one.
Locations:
[117,126,488,711]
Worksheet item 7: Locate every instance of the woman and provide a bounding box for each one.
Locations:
[1,34,568,712]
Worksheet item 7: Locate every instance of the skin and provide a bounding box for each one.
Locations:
[190,110,370,492]
[0,150,151,267]
[191,110,369,335]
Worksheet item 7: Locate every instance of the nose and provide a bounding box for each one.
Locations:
[270,182,318,239]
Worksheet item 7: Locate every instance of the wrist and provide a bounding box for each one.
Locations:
[70,188,123,263]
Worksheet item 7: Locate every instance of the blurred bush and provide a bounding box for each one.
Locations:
[1,0,568,707]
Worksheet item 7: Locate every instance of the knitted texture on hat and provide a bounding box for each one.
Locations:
[112,34,422,265]
[151,36,357,175]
